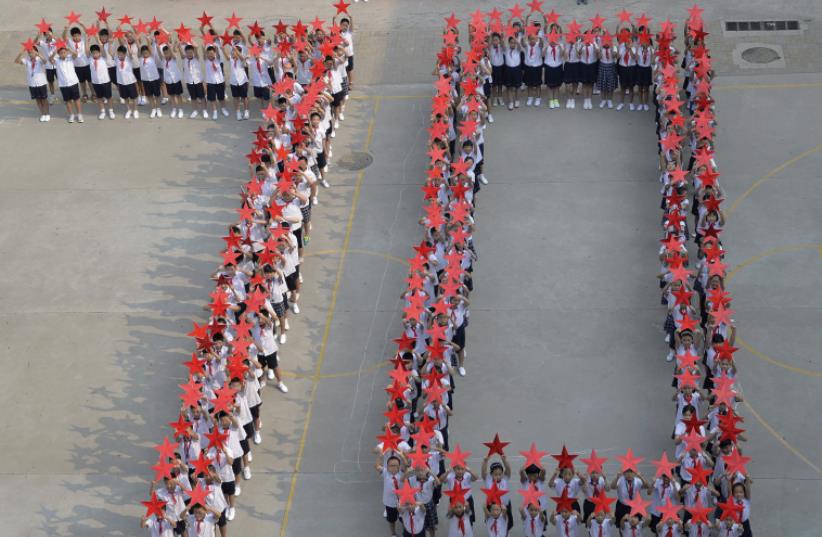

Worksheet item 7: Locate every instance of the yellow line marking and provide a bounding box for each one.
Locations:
[742,399,822,475]
[278,96,382,537]
[726,143,822,216]
[726,243,822,378]
[714,81,822,91]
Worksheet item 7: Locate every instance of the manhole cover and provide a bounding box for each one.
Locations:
[337,151,373,171]
[741,46,781,64]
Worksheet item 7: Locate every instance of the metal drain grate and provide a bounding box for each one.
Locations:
[725,20,799,32]
[741,46,781,64]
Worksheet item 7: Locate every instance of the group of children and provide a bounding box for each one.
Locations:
[135,8,357,537]
[375,6,755,537]
[17,9,355,123]
[476,12,657,113]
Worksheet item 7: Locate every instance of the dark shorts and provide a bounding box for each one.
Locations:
[250,403,261,420]
[118,82,138,100]
[293,227,304,249]
[523,64,543,87]
[230,82,248,98]
[618,64,636,89]
[75,65,92,84]
[491,64,505,87]
[46,68,56,83]
[452,324,466,349]
[385,505,399,523]
[563,61,579,84]
[258,351,279,370]
[504,64,523,87]
[580,62,598,84]
[636,65,653,87]
[29,85,48,100]
[92,81,112,99]
[317,151,327,170]
[166,80,183,96]
[206,82,226,102]
[143,78,161,97]
[285,267,300,291]
[272,299,286,318]
[544,65,564,88]
[332,91,344,108]
[187,82,205,100]
[221,480,236,497]
[107,66,117,85]
[346,55,354,72]
[253,85,270,100]
[216,510,227,528]
[132,67,141,82]
[231,457,243,476]
[59,83,80,102]
[157,68,164,81]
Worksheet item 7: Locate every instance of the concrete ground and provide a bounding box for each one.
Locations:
[0,1,820,536]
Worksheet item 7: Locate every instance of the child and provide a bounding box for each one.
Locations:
[578,34,598,109]
[588,510,615,537]
[377,455,404,537]
[447,502,474,537]
[619,515,645,537]
[550,467,582,513]
[503,36,523,110]
[521,502,547,537]
[140,504,176,537]
[161,44,184,118]
[48,43,83,122]
[488,33,506,107]
[180,43,206,118]
[224,45,249,120]
[203,45,229,120]
[64,24,92,102]
[543,32,564,109]
[252,310,288,393]
[616,34,637,111]
[610,469,648,527]
[563,35,581,109]
[596,39,617,108]
[87,44,113,119]
[407,464,439,537]
[551,508,582,537]
[581,468,609,522]
[138,40,163,117]
[482,455,514,532]
[401,502,428,537]
[182,503,220,537]
[15,46,50,121]
[485,502,509,537]
[114,44,139,118]
[635,37,654,111]
[37,27,58,101]
[521,32,543,107]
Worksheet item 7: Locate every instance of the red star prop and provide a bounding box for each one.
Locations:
[518,483,544,508]
[151,458,174,480]
[333,1,352,15]
[689,461,712,487]
[377,428,401,452]
[551,488,576,513]
[95,7,111,22]
[508,3,525,19]
[191,451,212,477]
[625,492,651,517]
[210,385,237,415]
[196,11,213,27]
[616,9,633,24]
[675,368,700,389]
[447,443,472,469]
[635,13,652,27]
[118,14,133,26]
[651,451,677,479]
[310,16,325,31]
[86,25,99,37]
[179,379,202,408]
[204,428,228,450]
[395,479,420,506]
[580,449,607,474]
[590,13,606,29]
[682,413,706,435]
[65,11,82,25]
[616,449,643,473]
[520,442,547,469]
[592,488,615,514]
[148,17,162,31]
[168,414,191,439]
[225,12,242,29]
[408,449,429,469]
[133,19,149,35]
[154,436,177,460]
[186,482,209,507]
[710,303,735,326]
[383,405,408,427]
[551,445,578,470]
[545,9,560,25]
[481,481,505,506]
[682,429,706,452]
[723,450,751,476]
[657,498,681,523]
[687,498,712,525]
[35,18,52,33]
[482,434,510,457]
[247,20,264,37]
[444,482,469,506]
[688,4,705,23]
[21,38,36,51]
[141,491,166,519]
[676,350,699,370]
[716,497,743,523]
[527,0,544,13]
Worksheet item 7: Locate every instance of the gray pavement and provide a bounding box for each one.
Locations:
[0,1,821,536]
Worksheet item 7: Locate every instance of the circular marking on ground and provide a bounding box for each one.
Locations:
[741,46,781,64]
[336,151,374,171]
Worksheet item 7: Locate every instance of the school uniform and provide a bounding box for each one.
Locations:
[620,520,644,537]
[523,512,545,537]
[249,57,273,100]
[89,55,112,99]
[635,46,654,87]
[543,42,564,87]
[522,41,544,87]
[554,477,583,513]
[401,506,427,537]
[115,57,139,99]
[685,521,710,537]
[101,42,117,85]
[489,44,506,87]
[486,515,508,537]
[503,45,523,88]
[126,42,141,83]
[162,57,183,95]
[139,56,162,97]
[182,57,205,100]
[590,518,615,537]
[69,38,91,84]
[555,513,581,537]
[449,513,473,537]
[203,57,226,101]
[583,476,607,521]
[38,38,57,83]
[579,43,598,84]
[227,57,249,98]
[341,28,355,72]
[614,476,643,526]
[617,44,637,89]
[597,46,618,92]
[382,469,401,523]
[144,515,175,537]
[54,57,80,101]
[24,56,48,100]
[185,514,217,537]
[649,479,681,530]
[564,42,581,84]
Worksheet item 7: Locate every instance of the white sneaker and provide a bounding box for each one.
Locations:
[39,115,45,122]
[334,120,339,129]
[328,150,333,159]
[236,110,242,121]
[221,107,229,117]
[616,103,624,111]
[514,99,520,108]
[565,98,572,109]
[312,196,319,205]
[98,110,106,120]
[190,110,199,119]
[331,130,336,138]
[234,485,241,497]
[247,451,253,462]
[534,98,541,106]
[284,318,290,331]
[298,272,303,283]
[150,108,157,118]
[161,96,169,105]
[487,113,494,123]
[607,100,613,109]
[292,302,300,314]
[644,104,650,111]
[178,110,184,119]
[279,333,287,344]
[666,350,675,362]
[321,179,330,188]
[339,113,345,121]
[629,103,635,111]
[133,110,139,119]
[212,112,218,121]
[125,110,132,119]
[508,102,514,111]
[267,369,275,380]
[243,466,252,480]
[254,431,262,444]
[226,507,235,521]
[526,97,533,106]
[156,109,163,118]
[458,366,466,377]
[170,108,176,118]
[479,174,488,185]
[76,114,84,123]
[108,108,115,119]
[119,97,125,104]
[203,110,209,119]
[276,382,289,393]
[243,109,250,119]
[571,98,576,109]
[138,96,145,105]
[44,114,51,121]
[599,99,606,109]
